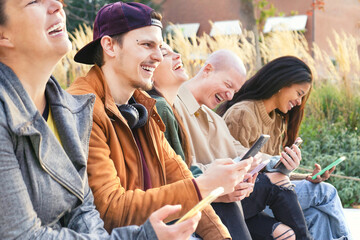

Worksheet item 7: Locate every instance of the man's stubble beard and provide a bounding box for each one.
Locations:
[134,78,153,91]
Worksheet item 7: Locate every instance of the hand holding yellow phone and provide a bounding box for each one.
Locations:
[175,187,224,224]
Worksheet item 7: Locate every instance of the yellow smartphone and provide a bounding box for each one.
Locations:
[175,187,224,224]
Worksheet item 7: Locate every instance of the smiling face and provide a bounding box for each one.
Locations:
[111,25,163,91]
[199,66,246,109]
[153,43,188,88]
[1,0,71,59]
[274,82,311,113]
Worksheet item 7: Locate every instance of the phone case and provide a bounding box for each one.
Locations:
[274,138,303,168]
[175,187,224,224]
[234,134,270,163]
[243,158,271,182]
[250,159,270,175]
[311,156,346,180]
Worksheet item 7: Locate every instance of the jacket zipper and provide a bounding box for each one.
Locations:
[146,110,166,185]
[38,160,83,202]
[108,108,145,190]
[131,132,145,190]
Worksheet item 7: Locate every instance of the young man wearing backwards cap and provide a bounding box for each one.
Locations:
[68,2,253,239]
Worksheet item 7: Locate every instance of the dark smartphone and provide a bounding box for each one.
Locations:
[233,134,270,163]
[274,138,303,168]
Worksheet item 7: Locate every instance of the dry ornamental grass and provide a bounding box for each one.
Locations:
[55,23,360,206]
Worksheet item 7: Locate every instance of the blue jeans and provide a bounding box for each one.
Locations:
[265,180,352,240]
[293,180,353,240]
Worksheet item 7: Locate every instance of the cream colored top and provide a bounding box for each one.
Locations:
[174,85,248,172]
[223,100,285,156]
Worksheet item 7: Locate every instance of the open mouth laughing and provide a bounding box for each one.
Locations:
[215,93,224,103]
[173,62,183,71]
[47,22,65,37]
[141,65,156,73]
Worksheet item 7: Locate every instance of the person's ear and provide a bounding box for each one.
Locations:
[0,30,14,48]
[202,63,213,77]
[100,36,116,59]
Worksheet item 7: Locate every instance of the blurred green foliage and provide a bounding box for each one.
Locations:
[64,0,162,34]
[300,83,360,207]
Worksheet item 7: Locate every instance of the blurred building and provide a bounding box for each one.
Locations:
[156,0,360,55]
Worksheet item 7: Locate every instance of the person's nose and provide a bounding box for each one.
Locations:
[152,47,164,63]
[48,0,63,14]
[173,52,181,60]
[226,91,234,100]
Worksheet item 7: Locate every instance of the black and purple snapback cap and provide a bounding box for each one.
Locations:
[74,1,162,64]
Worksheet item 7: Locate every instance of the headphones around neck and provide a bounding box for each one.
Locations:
[117,97,148,129]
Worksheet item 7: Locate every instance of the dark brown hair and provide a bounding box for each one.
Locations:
[0,0,7,25]
[93,34,124,67]
[217,56,313,148]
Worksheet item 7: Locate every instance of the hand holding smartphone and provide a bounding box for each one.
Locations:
[175,187,224,224]
[311,156,346,180]
[274,137,303,168]
[233,134,270,163]
[244,158,271,181]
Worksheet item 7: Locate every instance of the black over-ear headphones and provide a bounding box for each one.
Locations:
[116,97,148,129]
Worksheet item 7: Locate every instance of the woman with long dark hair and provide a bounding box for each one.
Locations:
[217,56,312,151]
[0,1,200,239]
[218,56,351,240]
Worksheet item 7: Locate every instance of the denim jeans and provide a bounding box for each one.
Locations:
[242,173,312,240]
[293,180,353,240]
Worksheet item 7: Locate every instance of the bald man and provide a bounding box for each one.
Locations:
[174,50,255,240]
[175,50,249,174]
